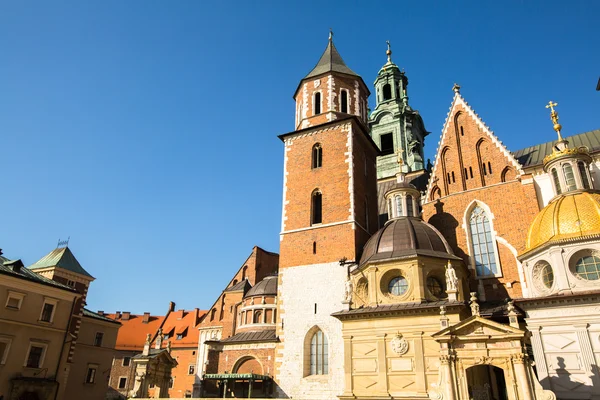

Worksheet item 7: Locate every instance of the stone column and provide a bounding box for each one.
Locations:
[413,332,426,393]
[440,355,455,400]
[342,334,354,397]
[512,354,533,400]
[530,329,549,387]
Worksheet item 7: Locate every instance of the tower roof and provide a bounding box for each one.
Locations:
[28,246,94,279]
[303,38,359,80]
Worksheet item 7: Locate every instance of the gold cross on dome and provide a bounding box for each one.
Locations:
[545,101,558,113]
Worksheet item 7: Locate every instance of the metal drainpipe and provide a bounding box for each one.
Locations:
[53,295,79,400]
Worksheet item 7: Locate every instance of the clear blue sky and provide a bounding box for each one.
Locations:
[1,1,598,315]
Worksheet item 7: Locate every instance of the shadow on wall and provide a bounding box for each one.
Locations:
[539,356,600,398]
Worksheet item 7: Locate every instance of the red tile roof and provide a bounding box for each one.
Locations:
[104,312,165,351]
[157,309,207,349]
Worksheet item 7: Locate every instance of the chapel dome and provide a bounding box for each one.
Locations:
[244,275,277,298]
[525,191,600,253]
[359,217,456,266]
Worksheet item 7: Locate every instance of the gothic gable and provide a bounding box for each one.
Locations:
[426,91,524,201]
[432,316,523,341]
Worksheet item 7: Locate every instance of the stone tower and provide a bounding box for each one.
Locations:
[370,42,428,175]
[275,34,379,399]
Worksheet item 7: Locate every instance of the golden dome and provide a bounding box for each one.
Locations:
[525,191,600,252]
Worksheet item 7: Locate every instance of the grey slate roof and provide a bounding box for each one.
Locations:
[82,308,121,324]
[219,329,277,344]
[304,39,359,80]
[0,256,76,292]
[225,279,251,293]
[28,246,94,279]
[244,275,277,298]
[513,129,600,168]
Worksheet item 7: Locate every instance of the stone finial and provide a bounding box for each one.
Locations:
[439,305,449,329]
[507,300,519,328]
[452,83,461,93]
[166,340,172,354]
[143,333,151,356]
[469,292,480,317]
[155,328,163,349]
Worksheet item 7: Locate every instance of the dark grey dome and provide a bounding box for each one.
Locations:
[244,275,278,298]
[359,217,458,266]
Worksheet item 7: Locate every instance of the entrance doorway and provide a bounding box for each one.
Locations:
[466,365,507,400]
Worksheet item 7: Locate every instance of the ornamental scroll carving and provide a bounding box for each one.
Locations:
[390,333,409,355]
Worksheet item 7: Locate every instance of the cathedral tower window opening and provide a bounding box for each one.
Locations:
[314,91,322,115]
[396,82,400,98]
[382,83,392,101]
[341,89,348,113]
[578,161,591,189]
[380,133,394,155]
[406,195,414,216]
[312,144,322,169]
[487,161,493,174]
[309,329,328,375]
[311,190,323,225]
[468,205,501,277]
[551,168,562,194]
[562,163,577,191]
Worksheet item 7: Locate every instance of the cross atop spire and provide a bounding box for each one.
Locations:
[545,100,563,140]
[386,40,392,64]
[329,28,333,42]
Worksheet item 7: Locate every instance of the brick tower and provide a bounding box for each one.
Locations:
[274,34,379,399]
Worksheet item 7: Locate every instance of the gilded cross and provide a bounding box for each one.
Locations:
[545,101,558,113]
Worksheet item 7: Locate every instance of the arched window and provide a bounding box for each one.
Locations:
[232,279,238,286]
[242,266,248,280]
[341,90,348,113]
[253,310,263,324]
[563,164,577,191]
[311,191,322,225]
[314,92,321,115]
[406,195,414,216]
[210,309,217,321]
[310,329,328,375]
[382,84,392,100]
[469,205,499,277]
[312,144,322,169]
[551,168,562,195]
[578,162,590,189]
[395,195,403,217]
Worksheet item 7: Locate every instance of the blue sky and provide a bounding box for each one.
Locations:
[1,1,598,315]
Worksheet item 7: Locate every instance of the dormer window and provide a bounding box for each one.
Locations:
[341,90,348,113]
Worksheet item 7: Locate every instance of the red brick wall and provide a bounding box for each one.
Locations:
[167,347,197,398]
[108,351,137,397]
[280,119,378,268]
[424,101,540,301]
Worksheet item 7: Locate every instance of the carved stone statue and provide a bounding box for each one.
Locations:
[129,372,146,398]
[344,277,353,303]
[445,261,459,292]
[470,292,480,317]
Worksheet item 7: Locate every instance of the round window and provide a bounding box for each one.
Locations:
[574,255,600,281]
[388,276,408,296]
[426,277,444,298]
[540,264,554,288]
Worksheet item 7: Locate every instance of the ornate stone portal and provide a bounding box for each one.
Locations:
[128,334,178,398]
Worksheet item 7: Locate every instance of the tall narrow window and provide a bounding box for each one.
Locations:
[406,195,414,217]
[380,133,394,155]
[310,329,328,375]
[395,195,403,217]
[314,92,321,115]
[383,84,392,100]
[312,191,322,225]
[312,144,322,169]
[451,171,455,183]
[488,162,493,174]
[469,206,499,277]
[483,163,487,175]
[313,241,317,254]
[563,164,577,191]
[460,126,464,136]
[464,168,468,180]
[552,168,562,194]
[469,166,473,178]
[94,332,104,347]
[341,90,348,113]
[578,162,590,189]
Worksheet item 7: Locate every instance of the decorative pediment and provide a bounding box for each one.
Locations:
[432,316,523,341]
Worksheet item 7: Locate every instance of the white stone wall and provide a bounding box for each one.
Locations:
[275,262,347,400]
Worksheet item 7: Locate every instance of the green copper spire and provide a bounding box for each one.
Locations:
[370,41,429,177]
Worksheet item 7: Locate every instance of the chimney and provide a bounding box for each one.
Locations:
[142,312,150,323]
[115,311,121,320]
[169,301,176,312]
[193,308,200,325]
[122,312,131,321]
[177,309,185,320]
[97,311,104,316]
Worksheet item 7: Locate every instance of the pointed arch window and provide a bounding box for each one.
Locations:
[551,168,562,195]
[382,84,392,101]
[314,92,321,115]
[469,205,500,277]
[312,144,322,169]
[311,190,322,225]
[310,329,328,375]
[578,162,590,189]
[341,90,348,113]
[563,164,577,191]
